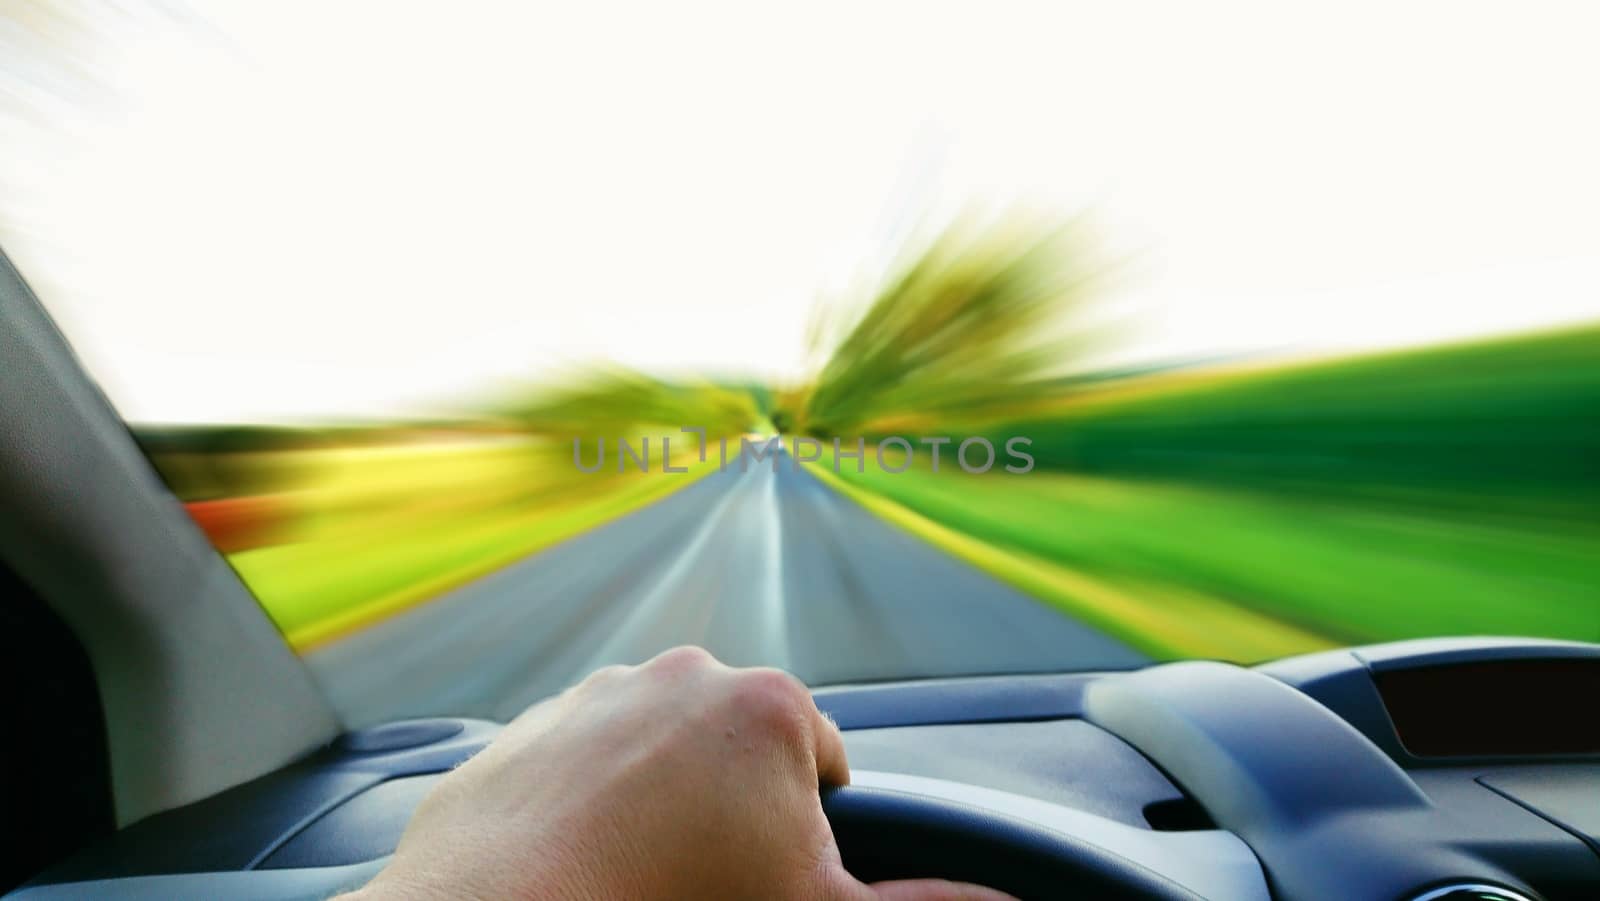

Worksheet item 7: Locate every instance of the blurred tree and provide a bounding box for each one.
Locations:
[494,367,760,440]
[797,211,1113,437]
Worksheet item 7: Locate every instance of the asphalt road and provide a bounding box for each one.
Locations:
[309,449,1148,725]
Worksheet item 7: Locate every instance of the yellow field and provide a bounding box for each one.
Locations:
[212,435,717,649]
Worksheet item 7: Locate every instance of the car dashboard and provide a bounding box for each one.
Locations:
[8,638,1599,900]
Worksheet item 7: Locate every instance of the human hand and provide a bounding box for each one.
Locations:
[342,646,1011,900]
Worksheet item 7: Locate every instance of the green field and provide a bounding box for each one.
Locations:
[989,325,1600,519]
[821,463,1597,661]
[816,325,1600,661]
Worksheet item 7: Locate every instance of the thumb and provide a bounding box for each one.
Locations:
[870,879,1019,900]
[817,859,1016,901]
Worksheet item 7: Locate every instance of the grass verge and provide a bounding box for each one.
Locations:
[809,458,1598,661]
[229,440,719,650]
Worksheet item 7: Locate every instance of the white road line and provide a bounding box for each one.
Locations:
[757,462,791,669]
[576,466,758,670]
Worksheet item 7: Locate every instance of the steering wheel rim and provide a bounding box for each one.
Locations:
[822,785,1205,900]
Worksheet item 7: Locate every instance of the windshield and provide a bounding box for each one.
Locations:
[4,3,1597,727]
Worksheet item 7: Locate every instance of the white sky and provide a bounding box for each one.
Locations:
[2,0,1597,423]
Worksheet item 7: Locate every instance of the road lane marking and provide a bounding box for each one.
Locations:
[577,464,762,669]
[757,461,791,669]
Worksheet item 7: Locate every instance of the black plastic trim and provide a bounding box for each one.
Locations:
[823,785,1201,900]
[1083,660,1539,900]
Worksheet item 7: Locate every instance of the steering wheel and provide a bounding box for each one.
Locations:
[822,785,1204,900]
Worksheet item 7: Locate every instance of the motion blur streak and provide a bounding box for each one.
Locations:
[2,2,1596,724]
[130,220,1599,724]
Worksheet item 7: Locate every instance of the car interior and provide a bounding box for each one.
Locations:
[5,244,1599,900]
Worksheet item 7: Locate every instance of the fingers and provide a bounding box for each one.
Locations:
[812,704,850,787]
[581,647,849,786]
[869,880,1019,901]
[735,664,849,787]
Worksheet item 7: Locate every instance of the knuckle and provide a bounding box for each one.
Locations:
[729,668,809,736]
[648,645,716,675]
[584,664,630,685]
